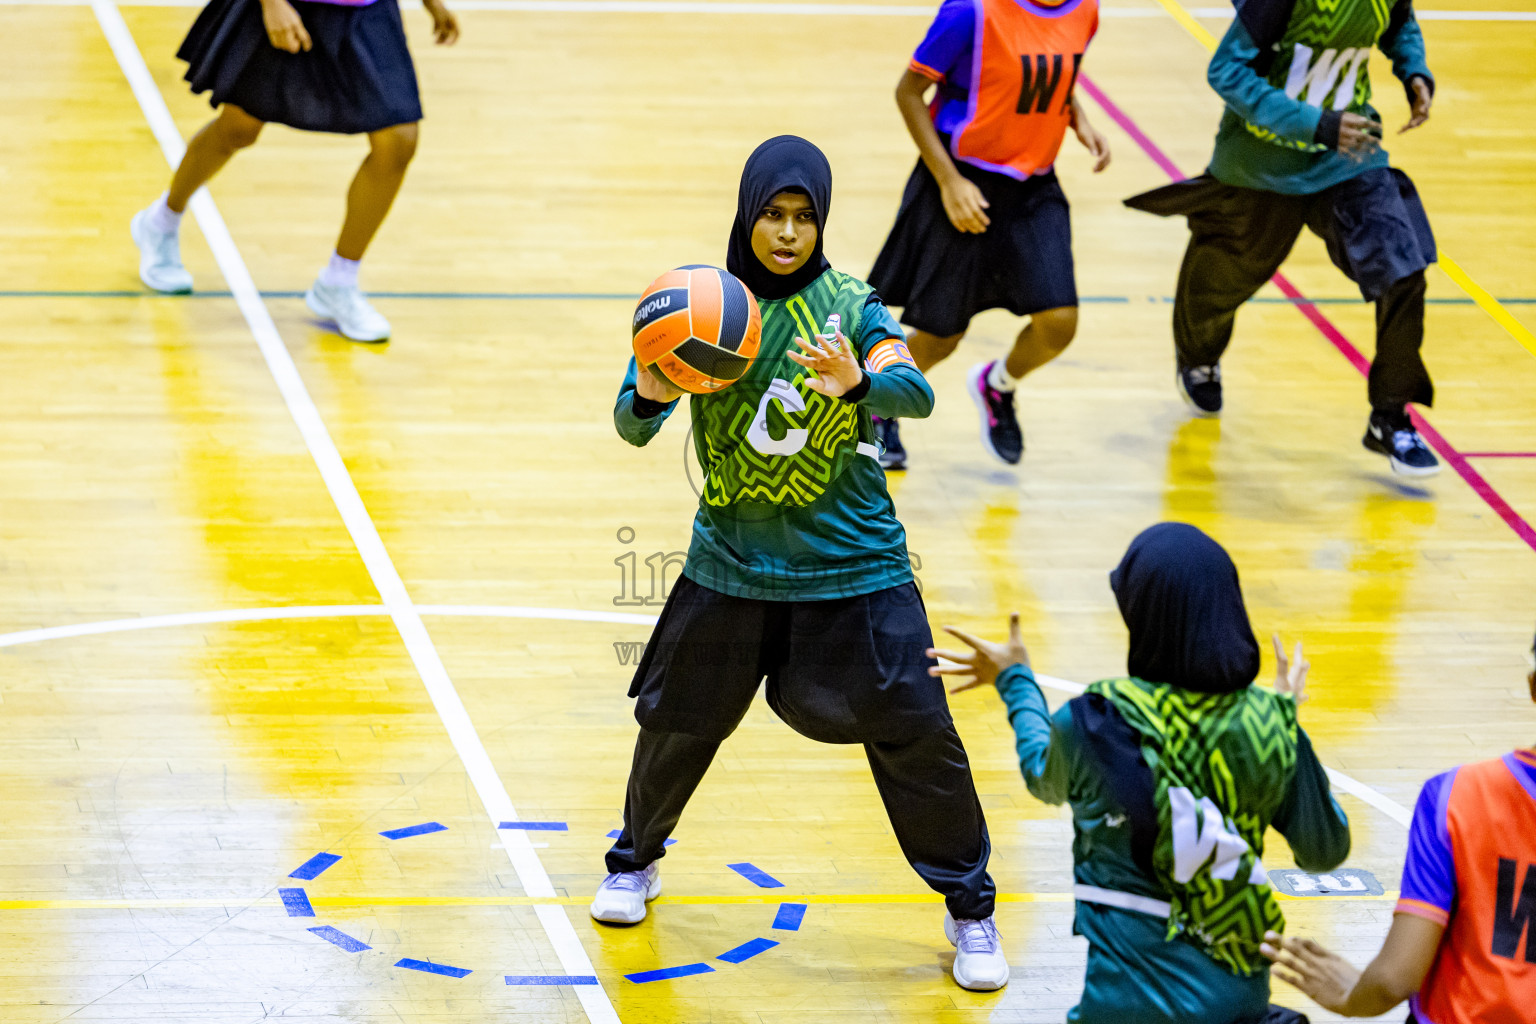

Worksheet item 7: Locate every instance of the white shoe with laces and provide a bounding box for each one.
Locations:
[131,207,193,294]
[945,912,1010,991]
[304,278,392,343]
[590,863,661,925]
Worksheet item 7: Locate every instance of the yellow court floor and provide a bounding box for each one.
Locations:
[1,0,1534,1021]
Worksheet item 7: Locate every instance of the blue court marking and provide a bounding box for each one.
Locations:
[771,903,806,931]
[379,822,448,840]
[278,887,315,917]
[289,852,342,880]
[607,829,676,846]
[716,937,779,964]
[625,963,715,984]
[505,975,601,985]
[727,863,784,888]
[498,821,567,831]
[308,926,371,953]
[395,958,472,978]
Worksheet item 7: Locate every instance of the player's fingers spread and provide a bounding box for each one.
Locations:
[941,625,984,650]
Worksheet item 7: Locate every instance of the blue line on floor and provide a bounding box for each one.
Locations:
[289,851,342,880]
[395,958,472,978]
[379,822,448,840]
[308,925,371,952]
[625,962,715,983]
[772,903,806,931]
[498,821,568,830]
[278,887,315,917]
[505,975,601,985]
[716,937,779,964]
[727,863,784,888]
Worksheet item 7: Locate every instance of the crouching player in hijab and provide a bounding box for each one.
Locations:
[933,522,1351,1022]
[596,136,1008,991]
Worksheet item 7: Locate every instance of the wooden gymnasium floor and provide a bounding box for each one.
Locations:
[1,0,1534,1020]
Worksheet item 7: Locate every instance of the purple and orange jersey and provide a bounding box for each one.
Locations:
[909,0,1098,180]
[1397,750,1536,1023]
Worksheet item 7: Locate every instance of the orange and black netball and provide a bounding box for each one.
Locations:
[632,265,762,394]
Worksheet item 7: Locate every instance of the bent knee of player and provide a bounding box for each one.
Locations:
[1031,306,1078,352]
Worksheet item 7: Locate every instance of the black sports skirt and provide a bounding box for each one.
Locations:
[178,0,422,134]
[870,156,1078,338]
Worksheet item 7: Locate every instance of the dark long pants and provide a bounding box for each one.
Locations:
[1134,168,1436,413]
[603,576,996,921]
[606,726,996,920]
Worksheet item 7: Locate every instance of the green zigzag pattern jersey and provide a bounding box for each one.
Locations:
[692,269,874,509]
[1090,678,1300,976]
[1245,0,1391,152]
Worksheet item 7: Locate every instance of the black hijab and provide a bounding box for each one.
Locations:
[725,135,832,301]
[1109,523,1261,694]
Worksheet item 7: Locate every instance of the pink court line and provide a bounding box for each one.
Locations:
[1461,452,1536,458]
[1077,74,1536,555]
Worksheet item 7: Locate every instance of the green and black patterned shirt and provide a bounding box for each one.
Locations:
[615,268,933,601]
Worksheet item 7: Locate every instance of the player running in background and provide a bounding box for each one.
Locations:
[1126,0,1441,477]
[130,0,458,342]
[1262,629,1536,1020]
[935,523,1351,1023]
[868,0,1109,470]
[594,136,1009,992]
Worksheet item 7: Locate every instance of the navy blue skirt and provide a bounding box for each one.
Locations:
[870,156,1079,338]
[178,0,422,134]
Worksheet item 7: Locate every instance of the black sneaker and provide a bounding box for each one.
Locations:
[1363,410,1440,478]
[1176,364,1222,417]
[872,416,907,471]
[966,361,1024,465]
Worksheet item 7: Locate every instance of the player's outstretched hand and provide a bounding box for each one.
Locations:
[423,0,459,44]
[1272,633,1310,707]
[635,363,683,403]
[1259,931,1359,1014]
[1400,76,1432,133]
[788,325,862,397]
[260,0,312,53]
[938,174,990,234]
[1338,113,1383,160]
[928,612,1031,694]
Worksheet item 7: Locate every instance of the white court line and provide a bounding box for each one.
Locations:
[88,3,619,1019]
[7,0,1534,17]
[6,603,1418,830]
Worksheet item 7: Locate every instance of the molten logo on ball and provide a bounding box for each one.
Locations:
[632,265,762,394]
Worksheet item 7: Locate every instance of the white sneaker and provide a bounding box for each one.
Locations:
[304,278,391,343]
[590,864,661,925]
[130,207,193,294]
[945,912,1009,991]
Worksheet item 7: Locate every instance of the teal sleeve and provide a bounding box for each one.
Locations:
[1271,727,1352,872]
[1207,19,1324,146]
[1380,3,1433,101]
[853,296,935,420]
[995,664,1073,805]
[614,357,678,447]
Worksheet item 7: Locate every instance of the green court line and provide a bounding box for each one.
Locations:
[2,290,1532,304]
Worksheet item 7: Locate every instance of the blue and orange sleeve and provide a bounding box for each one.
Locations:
[1396,769,1458,926]
[909,0,975,83]
[851,297,933,420]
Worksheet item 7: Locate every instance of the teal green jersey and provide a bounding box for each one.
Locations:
[615,268,934,601]
[1206,0,1432,194]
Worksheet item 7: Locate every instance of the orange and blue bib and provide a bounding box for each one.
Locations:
[909,0,1098,179]
[1397,751,1536,1023]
